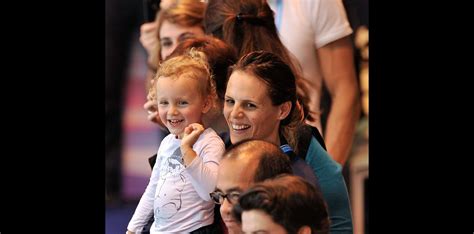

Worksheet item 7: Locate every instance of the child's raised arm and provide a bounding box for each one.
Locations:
[180,123,205,166]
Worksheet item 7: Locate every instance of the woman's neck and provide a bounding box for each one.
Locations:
[267,131,281,146]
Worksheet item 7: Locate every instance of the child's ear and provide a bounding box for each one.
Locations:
[202,96,212,114]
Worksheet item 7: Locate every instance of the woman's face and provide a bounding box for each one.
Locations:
[159,20,204,60]
[223,70,286,145]
[242,209,287,234]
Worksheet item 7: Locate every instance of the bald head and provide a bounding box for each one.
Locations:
[223,139,293,182]
[216,139,293,234]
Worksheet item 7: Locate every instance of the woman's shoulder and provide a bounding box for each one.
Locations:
[298,125,341,174]
[296,125,326,159]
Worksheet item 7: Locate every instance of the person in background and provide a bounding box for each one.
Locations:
[140,0,207,93]
[266,0,360,165]
[126,49,224,233]
[233,174,330,234]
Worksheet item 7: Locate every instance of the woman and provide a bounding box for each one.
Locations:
[140,0,207,129]
[141,0,207,93]
[224,50,353,233]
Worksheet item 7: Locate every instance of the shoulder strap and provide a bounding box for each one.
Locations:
[295,125,327,160]
[311,127,327,150]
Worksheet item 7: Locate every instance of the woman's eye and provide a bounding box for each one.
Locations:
[178,101,188,105]
[225,99,234,104]
[178,33,196,42]
[161,40,172,48]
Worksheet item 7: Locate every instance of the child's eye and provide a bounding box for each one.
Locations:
[178,101,188,105]
[159,101,168,105]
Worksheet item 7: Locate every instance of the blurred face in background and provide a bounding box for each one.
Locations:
[159,20,205,60]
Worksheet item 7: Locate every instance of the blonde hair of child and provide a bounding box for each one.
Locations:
[150,48,217,111]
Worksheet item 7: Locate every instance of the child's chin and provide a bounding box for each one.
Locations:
[169,129,184,137]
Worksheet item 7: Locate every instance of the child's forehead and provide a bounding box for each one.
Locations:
[157,75,198,85]
[158,73,196,80]
[156,75,203,94]
[157,74,201,88]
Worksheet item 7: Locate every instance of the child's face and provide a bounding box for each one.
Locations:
[156,76,209,137]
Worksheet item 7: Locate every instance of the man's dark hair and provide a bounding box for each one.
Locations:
[233,175,330,234]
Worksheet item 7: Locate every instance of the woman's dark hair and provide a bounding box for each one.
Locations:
[230,50,305,154]
[204,0,283,59]
[232,174,330,234]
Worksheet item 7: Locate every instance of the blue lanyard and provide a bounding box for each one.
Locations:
[280,144,293,154]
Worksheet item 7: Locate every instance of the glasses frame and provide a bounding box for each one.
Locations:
[209,191,241,205]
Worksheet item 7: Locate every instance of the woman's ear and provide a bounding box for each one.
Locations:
[278,101,292,120]
[202,95,212,114]
[297,226,311,234]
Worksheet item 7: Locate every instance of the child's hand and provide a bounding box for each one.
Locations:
[180,123,204,166]
[181,123,205,148]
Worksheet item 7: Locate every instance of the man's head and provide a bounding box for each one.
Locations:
[211,139,292,233]
[233,174,330,234]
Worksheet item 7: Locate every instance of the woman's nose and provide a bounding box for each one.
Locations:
[163,44,178,60]
[229,105,243,119]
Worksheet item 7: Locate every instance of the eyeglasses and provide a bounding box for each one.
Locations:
[209,191,241,205]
